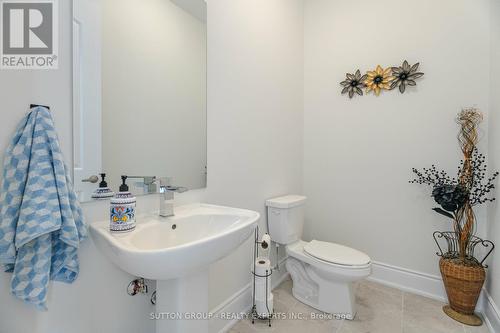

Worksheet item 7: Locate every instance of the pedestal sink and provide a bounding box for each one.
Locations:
[90,203,259,333]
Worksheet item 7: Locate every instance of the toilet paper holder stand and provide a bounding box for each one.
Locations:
[251,226,273,327]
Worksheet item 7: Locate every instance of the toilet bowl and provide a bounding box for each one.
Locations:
[286,240,371,319]
[266,195,371,320]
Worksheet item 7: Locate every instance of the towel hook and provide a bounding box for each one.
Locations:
[30,104,50,110]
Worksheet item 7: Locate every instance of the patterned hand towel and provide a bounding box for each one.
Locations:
[0,106,87,310]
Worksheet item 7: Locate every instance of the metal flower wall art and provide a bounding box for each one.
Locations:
[340,60,424,98]
[340,70,367,98]
[390,60,424,93]
[364,65,393,96]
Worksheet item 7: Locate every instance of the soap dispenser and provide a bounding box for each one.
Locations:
[110,175,136,232]
[91,173,115,199]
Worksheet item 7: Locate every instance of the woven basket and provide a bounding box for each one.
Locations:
[439,257,485,315]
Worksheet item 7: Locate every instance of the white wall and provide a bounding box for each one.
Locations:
[0,0,304,332]
[102,0,207,191]
[205,0,303,308]
[487,0,500,321]
[0,2,156,332]
[303,0,491,277]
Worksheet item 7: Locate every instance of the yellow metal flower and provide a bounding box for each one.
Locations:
[364,65,394,96]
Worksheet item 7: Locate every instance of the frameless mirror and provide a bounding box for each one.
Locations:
[72,0,207,202]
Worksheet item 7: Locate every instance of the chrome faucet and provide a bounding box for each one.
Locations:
[157,180,188,217]
[128,176,157,194]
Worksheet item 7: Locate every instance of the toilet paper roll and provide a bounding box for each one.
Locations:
[255,257,271,278]
[256,292,274,318]
[254,257,271,301]
[260,234,271,249]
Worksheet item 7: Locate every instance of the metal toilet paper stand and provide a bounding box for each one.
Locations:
[251,226,273,327]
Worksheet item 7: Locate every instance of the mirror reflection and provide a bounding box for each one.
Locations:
[73,0,207,202]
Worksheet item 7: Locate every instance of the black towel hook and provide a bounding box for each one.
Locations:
[30,104,50,110]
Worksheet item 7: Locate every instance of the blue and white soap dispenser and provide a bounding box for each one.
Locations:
[110,175,136,232]
[91,173,115,199]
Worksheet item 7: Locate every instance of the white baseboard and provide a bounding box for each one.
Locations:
[368,261,447,302]
[209,261,289,333]
[209,282,252,333]
[478,289,500,333]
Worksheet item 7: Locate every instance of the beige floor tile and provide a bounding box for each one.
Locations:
[240,316,275,332]
[356,280,403,312]
[234,299,290,332]
[464,322,490,333]
[315,320,340,333]
[336,281,403,333]
[337,303,402,333]
[271,314,330,333]
[402,321,462,333]
[230,279,484,333]
[291,299,327,320]
[403,292,465,333]
[272,299,296,323]
[274,298,293,312]
[291,299,344,329]
[361,280,403,297]
[229,318,263,333]
[276,277,293,294]
[273,285,298,308]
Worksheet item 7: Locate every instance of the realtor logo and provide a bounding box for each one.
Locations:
[1,0,58,69]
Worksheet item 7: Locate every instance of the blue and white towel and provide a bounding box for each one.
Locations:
[0,106,87,310]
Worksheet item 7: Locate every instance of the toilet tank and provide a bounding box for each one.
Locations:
[266,195,307,245]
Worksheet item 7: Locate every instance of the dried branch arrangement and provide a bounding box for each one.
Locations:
[410,108,498,262]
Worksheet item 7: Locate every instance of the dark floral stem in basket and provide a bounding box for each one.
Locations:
[409,108,498,261]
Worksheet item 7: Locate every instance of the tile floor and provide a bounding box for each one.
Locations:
[229,277,490,333]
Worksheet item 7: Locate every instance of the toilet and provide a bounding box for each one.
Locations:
[266,195,371,320]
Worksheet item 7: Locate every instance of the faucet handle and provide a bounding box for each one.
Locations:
[155,177,171,188]
[159,185,188,193]
[155,177,187,193]
[163,186,188,193]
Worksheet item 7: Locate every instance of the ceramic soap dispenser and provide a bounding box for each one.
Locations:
[91,173,115,199]
[110,175,136,232]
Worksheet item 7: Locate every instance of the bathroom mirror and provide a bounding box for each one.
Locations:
[72,0,207,202]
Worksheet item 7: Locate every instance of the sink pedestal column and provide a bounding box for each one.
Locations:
[155,268,210,333]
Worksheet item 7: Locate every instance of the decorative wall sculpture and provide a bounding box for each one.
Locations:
[340,70,367,98]
[390,60,424,94]
[340,60,424,98]
[364,65,393,96]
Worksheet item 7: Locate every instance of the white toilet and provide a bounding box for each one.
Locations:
[266,195,371,320]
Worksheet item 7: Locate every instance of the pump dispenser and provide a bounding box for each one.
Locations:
[110,175,136,232]
[119,176,129,192]
[91,173,115,199]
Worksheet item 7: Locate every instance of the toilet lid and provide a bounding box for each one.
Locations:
[304,240,370,266]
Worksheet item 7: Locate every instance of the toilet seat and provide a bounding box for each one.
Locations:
[303,240,370,267]
[287,240,371,271]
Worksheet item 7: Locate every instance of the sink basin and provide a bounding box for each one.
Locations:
[89,203,259,333]
[90,203,259,280]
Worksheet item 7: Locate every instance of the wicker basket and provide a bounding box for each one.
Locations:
[439,257,485,315]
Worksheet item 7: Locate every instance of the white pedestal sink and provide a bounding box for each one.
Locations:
[90,204,259,333]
